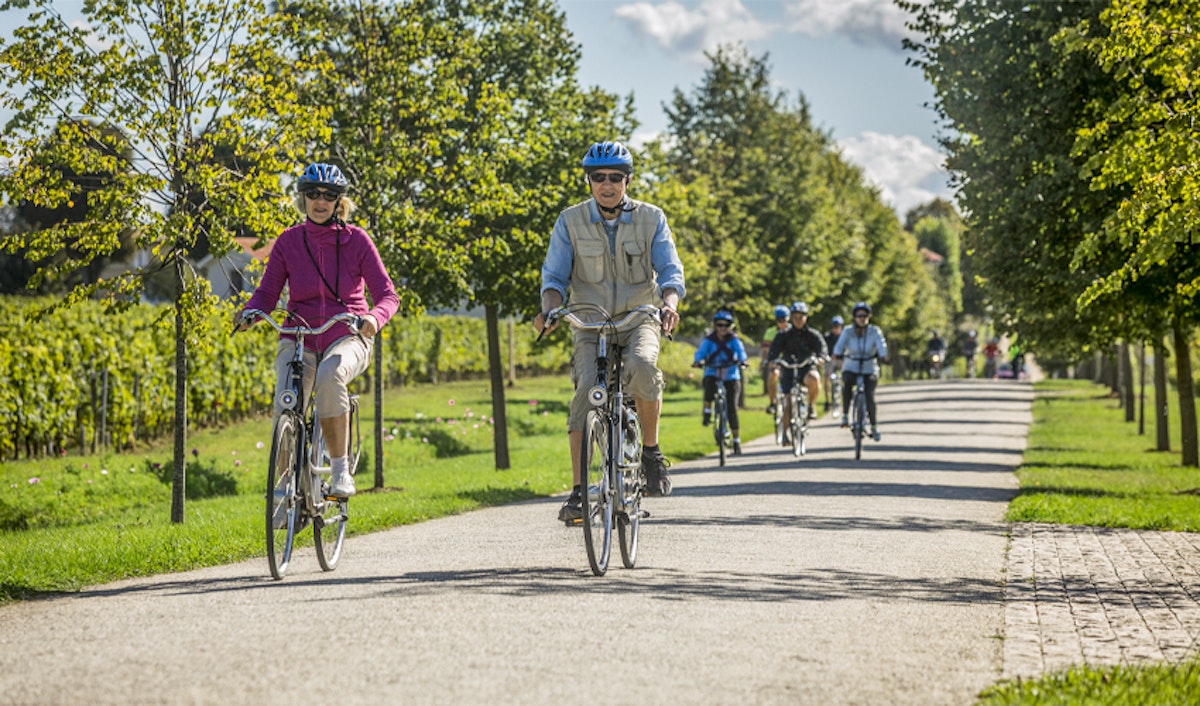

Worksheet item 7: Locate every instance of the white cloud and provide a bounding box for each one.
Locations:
[838,131,950,217]
[613,0,771,64]
[784,0,917,51]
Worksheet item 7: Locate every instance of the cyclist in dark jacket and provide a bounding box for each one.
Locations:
[767,301,828,432]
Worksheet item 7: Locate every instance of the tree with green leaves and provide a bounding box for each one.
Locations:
[291,0,626,471]
[0,0,327,521]
[1063,0,1200,465]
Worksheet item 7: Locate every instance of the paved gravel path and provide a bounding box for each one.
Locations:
[2,379,1030,705]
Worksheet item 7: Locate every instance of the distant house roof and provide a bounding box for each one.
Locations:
[235,236,273,262]
[919,247,945,265]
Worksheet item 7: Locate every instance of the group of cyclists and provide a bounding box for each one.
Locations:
[693,300,890,449]
[239,139,895,526]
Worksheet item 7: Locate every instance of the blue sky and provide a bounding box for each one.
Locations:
[561,0,951,217]
[0,0,950,218]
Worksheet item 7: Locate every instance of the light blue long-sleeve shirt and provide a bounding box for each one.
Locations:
[834,325,888,376]
[540,199,686,303]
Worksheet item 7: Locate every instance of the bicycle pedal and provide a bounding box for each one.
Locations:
[563,517,583,526]
[639,509,651,519]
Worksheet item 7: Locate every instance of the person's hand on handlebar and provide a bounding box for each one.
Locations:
[232,309,254,333]
[358,314,379,338]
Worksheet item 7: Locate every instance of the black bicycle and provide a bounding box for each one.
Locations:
[239,308,364,580]
[696,363,743,467]
[774,356,817,457]
[844,355,878,461]
[541,304,662,576]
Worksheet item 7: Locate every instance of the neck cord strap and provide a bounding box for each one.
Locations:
[302,222,346,307]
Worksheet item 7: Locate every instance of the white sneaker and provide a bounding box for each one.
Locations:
[329,468,356,498]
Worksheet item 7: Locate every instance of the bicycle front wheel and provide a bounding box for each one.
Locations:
[854,392,866,460]
[773,392,785,445]
[791,394,804,458]
[618,410,643,569]
[715,394,728,467]
[581,410,612,576]
[266,412,302,580]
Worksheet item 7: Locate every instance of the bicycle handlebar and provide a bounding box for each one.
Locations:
[238,308,363,337]
[538,304,666,342]
[772,355,820,370]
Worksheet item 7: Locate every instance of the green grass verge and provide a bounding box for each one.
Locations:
[978,660,1200,706]
[0,369,775,602]
[982,378,1200,705]
[1006,379,1200,531]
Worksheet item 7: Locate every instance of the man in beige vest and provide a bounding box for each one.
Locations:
[534,141,685,522]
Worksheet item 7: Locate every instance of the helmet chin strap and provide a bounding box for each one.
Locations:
[597,197,636,217]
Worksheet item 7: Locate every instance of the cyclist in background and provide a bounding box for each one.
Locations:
[961,330,979,377]
[823,315,844,413]
[767,301,828,439]
[925,330,948,378]
[983,337,1001,378]
[237,163,399,498]
[761,304,790,414]
[694,310,749,455]
[534,140,685,521]
[833,302,888,441]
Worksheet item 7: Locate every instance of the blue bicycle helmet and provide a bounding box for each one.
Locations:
[831,315,844,325]
[713,309,734,324]
[297,163,348,194]
[773,305,789,319]
[582,141,633,173]
[790,301,809,315]
[852,301,871,316]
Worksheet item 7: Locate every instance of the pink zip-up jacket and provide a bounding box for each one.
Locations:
[243,219,400,354]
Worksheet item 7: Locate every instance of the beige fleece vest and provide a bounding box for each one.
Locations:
[563,198,662,318]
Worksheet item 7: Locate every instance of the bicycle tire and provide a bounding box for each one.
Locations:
[854,389,866,460]
[315,399,356,571]
[715,392,728,467]
[831,377,842,418]
[581,410,612,576]
[773,390,786,445]
[266,411,301,580]
[618,412,642,569]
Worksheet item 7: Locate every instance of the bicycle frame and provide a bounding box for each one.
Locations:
[240,308,363,578]
[706,365,739,466]
[774,357,816,457]
[542,304,662,575]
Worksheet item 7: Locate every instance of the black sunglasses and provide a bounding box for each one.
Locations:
[588,172,627,184]
[304,189,341,202]
[714,322,731,328]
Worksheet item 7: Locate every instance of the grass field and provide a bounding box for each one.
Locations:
[0,370,775,601]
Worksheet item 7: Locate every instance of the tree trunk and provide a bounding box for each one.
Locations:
[374,328,385,489]
[1172,322,1197,467]
[1154,337,1170,452]
[507,317,516,387]
[1137,343,1146,435]
[170,259,187,523]
[485,302,510,470]
[1121,342,1135,422]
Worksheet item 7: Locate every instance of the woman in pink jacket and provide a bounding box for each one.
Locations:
[238,163,399,498]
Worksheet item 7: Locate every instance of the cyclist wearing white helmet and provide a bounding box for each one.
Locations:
[535,140,686,520]
[767,301,829,439]
[238,163,399,498]
[833,302,888,441]
[761,304,791,412]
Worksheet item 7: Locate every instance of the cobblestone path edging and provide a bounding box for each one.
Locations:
[1003,522,1200,680]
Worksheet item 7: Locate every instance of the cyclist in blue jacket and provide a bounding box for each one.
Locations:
[694,310,749,455]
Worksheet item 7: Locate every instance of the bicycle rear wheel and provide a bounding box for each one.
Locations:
[581,410,612,576]
[314,496,347,571]
[315,399,355,571]
[618,413,642,569]
[266,412,301,580]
